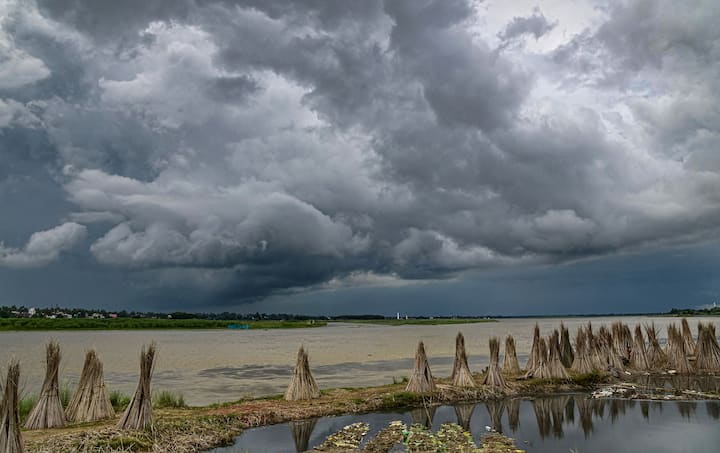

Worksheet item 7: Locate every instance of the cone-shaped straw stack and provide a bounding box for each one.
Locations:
[451,333,476,387]
[630,324,650,371]
[645,323,667,369]
[571,327,594,374]
[117,343,156,430]
[547,331,570,379]
[695,322,720,372]
[406,342,436,393]
[560,323,574,368]
[666,325,693,374]
[525,324,541,372]
[484,337,508,389]
[66,350,115,423]
[0,360,22,453]
[25,341,66,430]
[526,337,552,379]
[285,346,321,401]
[502,335,521,375]
[681,318,696,356]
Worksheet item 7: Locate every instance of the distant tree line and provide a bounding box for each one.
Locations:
[669,306,720,316]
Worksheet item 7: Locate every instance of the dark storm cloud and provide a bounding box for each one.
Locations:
[1,0,720,308]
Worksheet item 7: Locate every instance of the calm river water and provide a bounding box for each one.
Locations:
[0,316,715,405]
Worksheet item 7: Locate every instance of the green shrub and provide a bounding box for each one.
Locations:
[152,390,186,408]
[109,391,131,411]
[18,395,37,422]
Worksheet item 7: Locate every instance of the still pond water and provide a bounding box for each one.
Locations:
[0,316,717,405]
[209,395,720,453]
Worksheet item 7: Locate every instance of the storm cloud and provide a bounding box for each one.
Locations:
[1,0,719,308]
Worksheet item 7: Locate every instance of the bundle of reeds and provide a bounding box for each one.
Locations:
[666,325,693,374]
[547,331,570,379]
[681,318,696,356]
[0,360,22,453]
[405,341,436,393]
[571,327,594,374]
[454,404,474,431]
[483,337,508,389]
[525,337,551,379]
[598,325,624,371]
[611,321,632,363]
[502,335,521,375]
[559,323,574,368]
[285,346,321,401]
[66,350,114,423]
[289,419,317,453]
[586,323,605,371]
[451,333,476,388]
[695,322,720,372]
[629,324,650,371]
[645,323,667,369]
[525,324,541,372]
[25,341,66,430]
[117,343,156,430]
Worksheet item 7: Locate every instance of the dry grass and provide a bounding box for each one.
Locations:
[285,346,321,401]
[406,341,436,393]
[25,342,66,430]
[483,337,508,389]
[645,323,667,369]
[560,322,574,368]
[666,324,694,374]
[451,332,476,388]
[630,324,650,371]
[66,350,115,423]
[502,335,521,375]
[571,327,594,374]
[0,360,23,453]
[525,323,541,372]
[547,330,570,380]
[117,343,156,430]
[695,322,720,372]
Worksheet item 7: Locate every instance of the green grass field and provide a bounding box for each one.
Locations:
[333,318,496,326]
[0,317,326,331]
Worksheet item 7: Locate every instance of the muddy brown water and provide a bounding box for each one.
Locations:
[0,316,716,405]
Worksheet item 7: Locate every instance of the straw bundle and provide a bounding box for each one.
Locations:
[66,350,114,423]
[666,325,693,374]
[571,327,594,374]
[0,360,22,453]
[451,333,476,388]
[611,321,632,363]
[25,342,66,430]
[645,323,667,369]
[559,323,574,368]
[405,342,436,393]
[289,419,317,453]
[117,343,156,430]
[525,324,541,372]
[484,337,508,389]
[695,322,720,372]
[586,323,605,371]
[285,346,321,401]
[547,331,570,380]
[454,404,474,431]
[502,335,521,375]
[681,318,696,356]
[629,324,650,371]
[525,337,551,379]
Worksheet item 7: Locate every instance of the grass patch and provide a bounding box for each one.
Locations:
[381,391,423,408]
[153,390,186,408]
[571,371,606,387]
[18,395,37,422]
[392,376,408,385]
[109,390,131,412]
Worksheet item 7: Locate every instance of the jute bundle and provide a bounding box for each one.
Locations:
[285,346,320,401]
[405,342,436,393]
[571,327,594,374]
[525,337,551,379]
[484,337,508,389]
[598,325,624,371]
[666,325,693,374]
[559,323,574,368]
[547,331,570,379]
[451,332,476,387]
[66,350,114,423]
[695,323,720,372]
[502,335,521,375]
[629,324,650,371]
[525,324,541,372]
[117,343,156,430]
[681,318,696,356]
[25,342,66,430]
[611,321,632,362]
[0,360,22,453]
[586,323,605,370]
[645,323,667,369]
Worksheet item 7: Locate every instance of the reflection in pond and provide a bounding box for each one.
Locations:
[210,395,720,453]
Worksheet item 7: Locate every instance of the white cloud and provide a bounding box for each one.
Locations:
[0,222,87,268]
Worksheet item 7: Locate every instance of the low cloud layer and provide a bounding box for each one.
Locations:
[1,0,719,306]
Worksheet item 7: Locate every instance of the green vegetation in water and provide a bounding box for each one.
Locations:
[335,318,496,326]
[153,390,187,409]
[0,317,326,331]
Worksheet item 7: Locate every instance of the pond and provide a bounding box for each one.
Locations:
[208,395,720,452]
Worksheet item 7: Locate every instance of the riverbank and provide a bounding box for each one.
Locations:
[0,318,326,331]
[334,318,496,326]
[22,370,720,453]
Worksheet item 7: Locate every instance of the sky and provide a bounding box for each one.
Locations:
[0,0,719,315]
